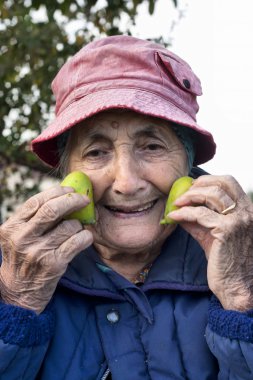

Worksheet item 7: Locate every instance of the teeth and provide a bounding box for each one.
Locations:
[134,202,154,212]
[108,201,155,213]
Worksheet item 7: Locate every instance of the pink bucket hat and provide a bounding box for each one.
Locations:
[31,35,216,167]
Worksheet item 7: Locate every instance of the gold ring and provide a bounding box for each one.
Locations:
[221,202,236,215]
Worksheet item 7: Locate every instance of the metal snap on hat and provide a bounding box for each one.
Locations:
[31,35,216,167]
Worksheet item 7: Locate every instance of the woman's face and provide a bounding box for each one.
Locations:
[68,111,188,254]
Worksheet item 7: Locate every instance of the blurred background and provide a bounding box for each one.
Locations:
[1,0,252,222]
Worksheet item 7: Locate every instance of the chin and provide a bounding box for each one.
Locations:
[92,223,172,253]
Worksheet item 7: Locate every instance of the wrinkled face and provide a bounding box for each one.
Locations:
[68,111,188,253]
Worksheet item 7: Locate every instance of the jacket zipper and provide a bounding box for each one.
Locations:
[101,368,111,380]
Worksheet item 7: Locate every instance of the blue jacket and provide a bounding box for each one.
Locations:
[1,226,253,380]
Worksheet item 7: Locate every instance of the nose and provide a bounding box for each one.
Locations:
[111,148,146,195]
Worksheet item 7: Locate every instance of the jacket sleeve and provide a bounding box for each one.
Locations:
[0,300,55,380]
[205,296,253,380]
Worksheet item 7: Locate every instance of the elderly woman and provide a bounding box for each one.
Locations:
[0,36,253,380]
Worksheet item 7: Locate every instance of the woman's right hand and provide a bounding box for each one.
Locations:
[0,185,93,314]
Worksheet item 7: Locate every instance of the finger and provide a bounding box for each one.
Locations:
[10,185,75,223]
[43,219,83,246]
[28,192,90,235]
[56,229,93,265]
[192,175,245,200]
[174,185,235,214]
[168,205,222,229]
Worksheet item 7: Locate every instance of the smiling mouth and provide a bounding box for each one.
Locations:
[104,199,158,215]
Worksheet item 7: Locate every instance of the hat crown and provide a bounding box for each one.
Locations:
[52,35,202,120]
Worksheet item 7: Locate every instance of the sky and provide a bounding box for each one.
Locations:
[131,0,253,193]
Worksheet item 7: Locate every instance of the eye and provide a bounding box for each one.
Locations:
[146,143,163,151]
[142,142,165,153]
[86,149,106,157]
[82,148,110,161]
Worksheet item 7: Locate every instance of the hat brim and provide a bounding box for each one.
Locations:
[31,87,216,167]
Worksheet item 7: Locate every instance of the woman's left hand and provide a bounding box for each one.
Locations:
[168,175,253,312]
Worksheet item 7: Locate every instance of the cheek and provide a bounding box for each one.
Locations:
[145,159,188,196]
[89,171,112,202]
[68,153,113,202]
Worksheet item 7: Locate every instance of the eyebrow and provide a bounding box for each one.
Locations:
[78,129,112,145]
[85,132,110,141]
[77,123,170,146]
[132,125,168,139]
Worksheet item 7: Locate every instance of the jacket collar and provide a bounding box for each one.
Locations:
[59,226,209,297]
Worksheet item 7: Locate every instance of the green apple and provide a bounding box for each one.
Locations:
[160,176,193,225]
[61,171,96,224]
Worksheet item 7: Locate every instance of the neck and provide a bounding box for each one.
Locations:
[94,242,162,282]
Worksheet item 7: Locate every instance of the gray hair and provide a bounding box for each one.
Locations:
[57,130,71,178]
